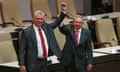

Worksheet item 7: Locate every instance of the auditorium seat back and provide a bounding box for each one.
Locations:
[116,17,120,40]
[30,0,52,21]
[82,21,89,29]
[0,33,17,63]
[95,19,118,47]
[0,0,22,26]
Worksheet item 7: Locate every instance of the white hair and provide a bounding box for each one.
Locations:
[74,15,82,19]
[34,10,45,17]
[73,15,83,21]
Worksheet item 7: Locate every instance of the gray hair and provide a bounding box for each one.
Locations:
[34,10,45,17]
[73,15,83,21]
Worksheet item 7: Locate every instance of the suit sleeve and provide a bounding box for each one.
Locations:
[86,30,93,64]
[59,24,70,35]
[49,12,66,29]
[18,30,27,65]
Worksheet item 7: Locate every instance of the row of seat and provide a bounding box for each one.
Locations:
[0,0,78,27]
[84,17,120,48]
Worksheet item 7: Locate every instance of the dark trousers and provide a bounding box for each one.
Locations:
[65,65,86,72]
[30,58,48,72]
[65,65,76,72]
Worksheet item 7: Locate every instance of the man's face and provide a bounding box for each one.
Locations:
[33,14,44,28]
[73,17,83,30]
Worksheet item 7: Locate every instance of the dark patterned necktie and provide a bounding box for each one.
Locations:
[75,31,79,46]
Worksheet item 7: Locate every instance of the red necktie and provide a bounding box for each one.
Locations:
[38,29,47,58]
[75,31,79,46]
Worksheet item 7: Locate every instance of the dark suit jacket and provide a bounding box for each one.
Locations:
[18,12,66,71]
[59,24,93,70]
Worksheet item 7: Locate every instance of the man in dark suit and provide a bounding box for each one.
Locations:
[18,2,67,72]
[59,15,93,72]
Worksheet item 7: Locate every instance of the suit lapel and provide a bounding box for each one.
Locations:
[29,26,37,45]
[78,28,84,45]
[41,24,50,43]
[41,25,47,34]
[70,27,76,44]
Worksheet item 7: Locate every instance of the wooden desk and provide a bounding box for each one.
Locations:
[92,46,120,72]
[93,46,120,54]
[0,56,65,72]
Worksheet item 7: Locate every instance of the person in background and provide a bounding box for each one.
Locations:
[59,15,93,72]
[18,2,67,72]
[99,2,113,13]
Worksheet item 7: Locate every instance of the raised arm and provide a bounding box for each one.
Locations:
[50,2,67,29]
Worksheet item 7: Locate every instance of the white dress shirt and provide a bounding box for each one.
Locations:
[33,24,48,58]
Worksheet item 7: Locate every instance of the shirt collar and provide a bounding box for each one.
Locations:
[75,28,82,32]
[33,24,41,31]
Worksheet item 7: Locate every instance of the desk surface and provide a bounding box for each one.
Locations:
[84,12,120,21]
[93,45,120,54]
[0,23,31,33]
